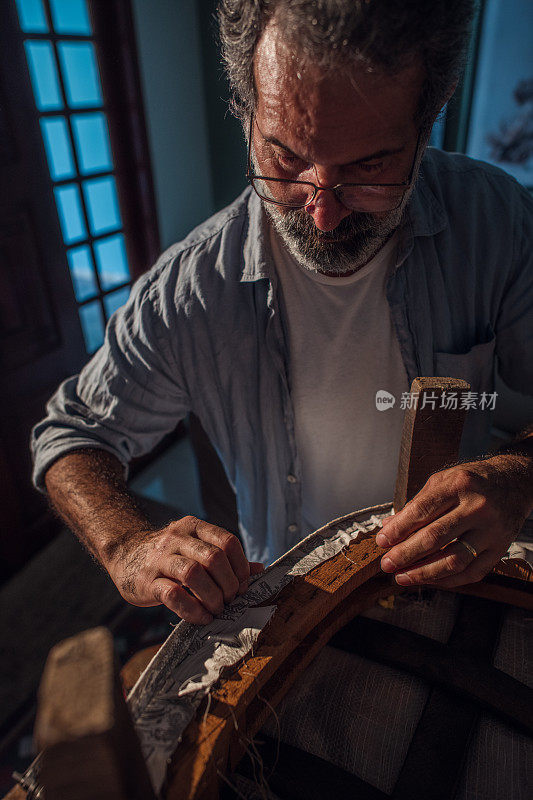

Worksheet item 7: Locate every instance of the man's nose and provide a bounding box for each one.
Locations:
[305,188,352,232]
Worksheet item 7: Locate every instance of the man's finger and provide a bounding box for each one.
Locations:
[376,480,456,547]
[172,535,240,604]
[163,553,226,614]
[380,508,467,574]
[194,519,251,592]
[424,549,497,589]
[391,534,485,585]
[151,577,213,625]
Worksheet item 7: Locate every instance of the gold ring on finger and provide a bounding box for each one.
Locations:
[457,538,478,559]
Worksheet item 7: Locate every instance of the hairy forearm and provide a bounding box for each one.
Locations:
[489,423,533,513]
[44,449,154,566]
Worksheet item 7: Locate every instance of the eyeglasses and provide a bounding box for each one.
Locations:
[246,116,421,213]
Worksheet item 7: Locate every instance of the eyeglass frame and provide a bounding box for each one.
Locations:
[246,115,422,211]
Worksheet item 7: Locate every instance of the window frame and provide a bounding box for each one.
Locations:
[15,0,160,354]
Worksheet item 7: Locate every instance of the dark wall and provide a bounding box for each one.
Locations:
[198,0,248,212]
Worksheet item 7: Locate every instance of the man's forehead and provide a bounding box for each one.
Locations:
[253,20,424,151]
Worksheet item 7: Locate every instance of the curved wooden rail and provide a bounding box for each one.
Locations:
[164,511,395,800]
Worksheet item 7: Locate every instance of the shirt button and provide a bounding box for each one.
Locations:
[287,474,298,483]
[288,524,298,533]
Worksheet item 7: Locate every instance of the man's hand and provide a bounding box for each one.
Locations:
[375,454,533,589]
[105,516,264,625]
[44,450,263,626]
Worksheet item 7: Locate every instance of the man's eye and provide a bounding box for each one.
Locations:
[276,152,305,168]
[357,161,383,173]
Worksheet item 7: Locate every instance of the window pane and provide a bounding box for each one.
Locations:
[24,41,63,111]
[104,287,131,320]
[40,117,75,180]
[15,0,48,32]
[79,300,105,354]
[71,113,113,175]
[49,0,91,35]
[82,177,121,235]
[67,245,98,302]
[94,234,130,290]
[57,42,102,108]
[466,0,533,186]
[54,184,87,244]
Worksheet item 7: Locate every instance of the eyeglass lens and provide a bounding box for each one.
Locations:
[251,177,406,212]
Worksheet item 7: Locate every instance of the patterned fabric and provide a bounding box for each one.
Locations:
[260,590,532,799]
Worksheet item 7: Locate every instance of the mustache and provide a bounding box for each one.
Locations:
[281,207,378,241]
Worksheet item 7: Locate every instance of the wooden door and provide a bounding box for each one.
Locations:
[0,3,93,579]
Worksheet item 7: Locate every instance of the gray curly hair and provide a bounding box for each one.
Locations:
[218,0,476,132]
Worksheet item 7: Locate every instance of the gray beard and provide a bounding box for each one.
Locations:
[265,202,406,276]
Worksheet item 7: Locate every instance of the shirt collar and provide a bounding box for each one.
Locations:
[406,156,448,237]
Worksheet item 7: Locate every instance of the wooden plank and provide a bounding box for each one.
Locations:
[391,377,531,588]
[34,627,155,800]
[453,572,533,610]
[393,377,469,512]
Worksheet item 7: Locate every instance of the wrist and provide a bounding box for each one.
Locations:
[484,448,533,515]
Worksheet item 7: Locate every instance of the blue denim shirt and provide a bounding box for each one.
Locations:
[32,148,533,564]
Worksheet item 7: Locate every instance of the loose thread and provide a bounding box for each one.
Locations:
[256,692,281,778]
[238,668,281,786]
[226,703,271,800]
[341,545,362,568]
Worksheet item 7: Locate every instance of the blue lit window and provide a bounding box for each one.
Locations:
[104,287,131,319]
[83,177,121,235]
[24,41,63,111]
[18,0,134,357]
[79,301,105,354]
[15,0,48,32]
[94,234,130,291]
[72,113,113,174]
[54,184,87,244]
[67,245,98,302]
[466,0,533,187]
[49,0,91,35]
[57,42,102,108]
[40,117,76,180]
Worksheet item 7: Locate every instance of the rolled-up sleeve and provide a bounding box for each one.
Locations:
[495,186,533,396]
[31,264,191,491]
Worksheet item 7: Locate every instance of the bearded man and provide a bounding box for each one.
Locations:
[32,0,533,624]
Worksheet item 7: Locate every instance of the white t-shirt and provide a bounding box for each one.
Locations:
[270,224,410,533]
